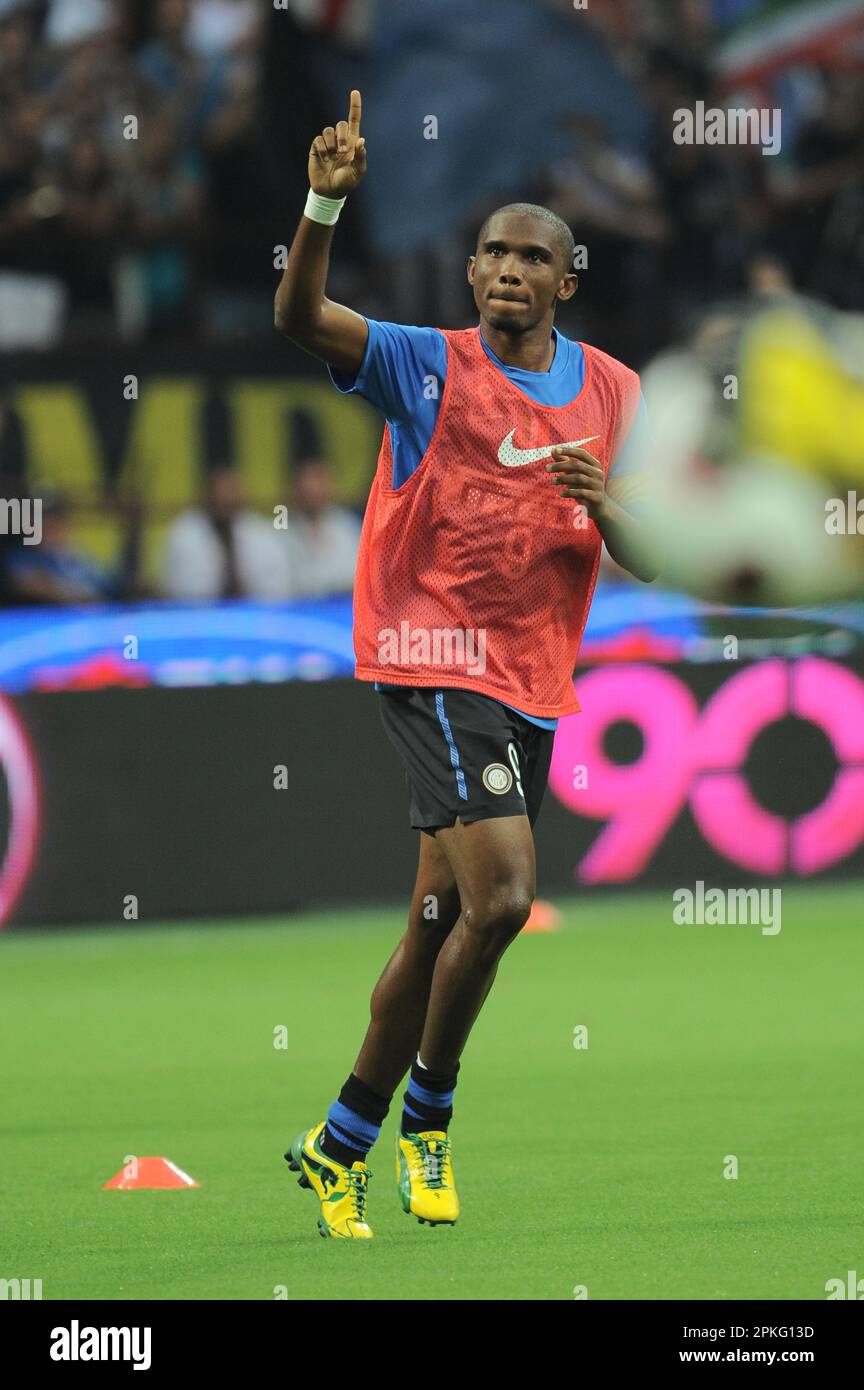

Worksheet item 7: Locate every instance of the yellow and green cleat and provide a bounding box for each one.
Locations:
[285,1121,373,1239]
[397,1130,459,1226]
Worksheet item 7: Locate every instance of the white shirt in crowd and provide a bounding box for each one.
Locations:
[162,507,293,600]
[283,506,361,597]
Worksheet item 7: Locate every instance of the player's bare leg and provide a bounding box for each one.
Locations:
[391,814,534,1225]
[353,832,461,1097]
[287,832,460,1236]
[418,814,535,1073]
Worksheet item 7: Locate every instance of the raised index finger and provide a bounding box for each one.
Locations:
[347,89,362,136]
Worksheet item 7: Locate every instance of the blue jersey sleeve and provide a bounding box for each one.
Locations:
[328,320,447,489]
[328,320,447,426]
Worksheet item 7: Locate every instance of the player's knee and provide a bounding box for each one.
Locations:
[463,887,533,949]
[411,882,461,941]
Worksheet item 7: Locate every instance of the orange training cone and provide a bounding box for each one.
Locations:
[521,898,561,933]
[103,1157,200,1190]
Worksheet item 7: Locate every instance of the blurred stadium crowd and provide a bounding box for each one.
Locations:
[2,0,863,347]
[1,0,863,605]
[0,456,361,604]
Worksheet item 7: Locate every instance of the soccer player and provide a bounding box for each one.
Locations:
[275,91,659,1239]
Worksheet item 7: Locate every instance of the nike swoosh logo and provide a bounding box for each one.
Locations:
[497,430,600,467]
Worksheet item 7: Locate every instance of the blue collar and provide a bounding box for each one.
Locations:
[478,326,564,378]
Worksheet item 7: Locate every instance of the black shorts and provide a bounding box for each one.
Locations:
[377,686,555,835]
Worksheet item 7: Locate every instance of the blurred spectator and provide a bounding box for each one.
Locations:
[770,71,864,306]
[120,108,204,334]
[5,488,114,605]
[279,0,375,45]
[187,0,260,60]
[44,0,114,49]
[544,110,669,354]
[283,457,361,597]
[198,10,271,333]
[0,5,36,105]
[0,95,49,270]
[51,126,123,331]
[136,0,233,145]
[162,465,292,599]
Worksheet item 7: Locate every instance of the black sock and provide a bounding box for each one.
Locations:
[320,1072,391,1167]
[401,1056,459,1136]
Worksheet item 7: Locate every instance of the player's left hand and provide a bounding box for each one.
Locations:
[546,445,608,520]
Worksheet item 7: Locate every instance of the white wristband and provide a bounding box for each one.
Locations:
[304,189,346,225]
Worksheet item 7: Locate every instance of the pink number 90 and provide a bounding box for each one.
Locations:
[548,659,864,882]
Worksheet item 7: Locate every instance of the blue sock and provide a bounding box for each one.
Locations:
[320,1073,390,1167]
[401,1055,459,1136]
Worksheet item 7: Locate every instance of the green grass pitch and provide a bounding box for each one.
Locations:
[2,883,862,1301]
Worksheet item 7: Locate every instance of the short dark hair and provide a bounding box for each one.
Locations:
[476,202,576,275]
